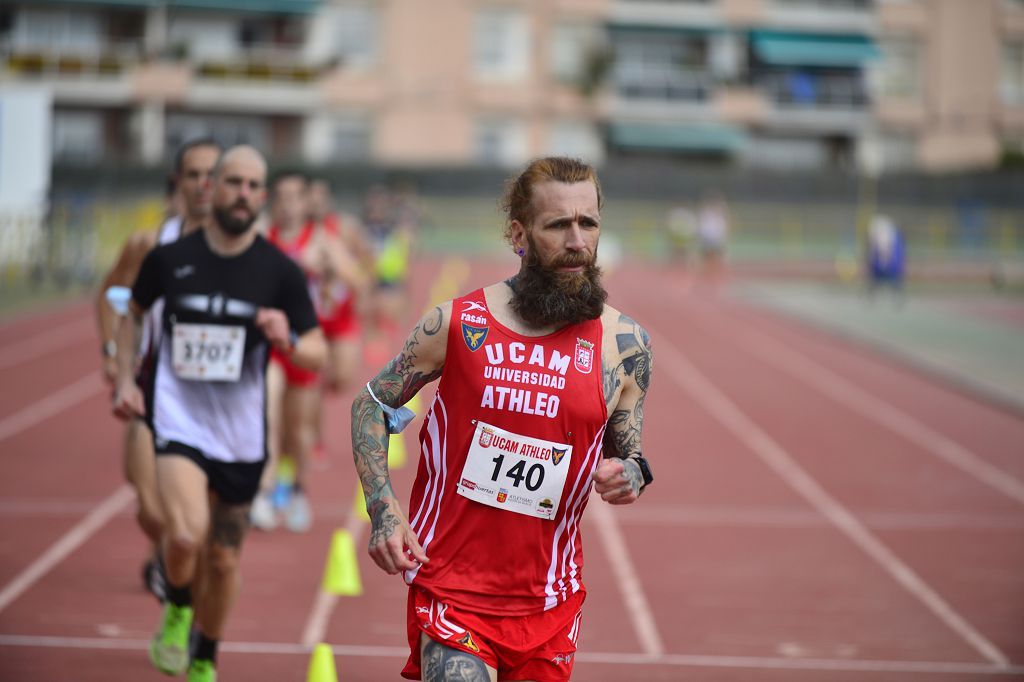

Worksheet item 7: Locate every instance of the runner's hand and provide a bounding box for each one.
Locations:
[592,457,641,505]
[367,498,429,575]
[112,380,145,421]
[255,307,291,351]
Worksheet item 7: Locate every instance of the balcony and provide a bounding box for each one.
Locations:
[757,70,871,132]
[29,0,320,14]
[0,42,141,104]
[610,0,721,30]
[766,0,876,34]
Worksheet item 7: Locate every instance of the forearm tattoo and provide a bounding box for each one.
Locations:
[422,639,490,682]
[622,457,645,496]
[603,314,652,460]
[352,307,444,545]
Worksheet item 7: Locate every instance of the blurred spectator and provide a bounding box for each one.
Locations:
[697,191,731,290]
[866,214,906,302]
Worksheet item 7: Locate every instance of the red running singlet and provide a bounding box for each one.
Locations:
[404,288,607,616]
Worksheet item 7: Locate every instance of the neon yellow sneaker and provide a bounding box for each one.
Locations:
[149,603,193,675]
[187,658,217,682]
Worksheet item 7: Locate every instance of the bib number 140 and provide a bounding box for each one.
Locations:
[490,454,544,491]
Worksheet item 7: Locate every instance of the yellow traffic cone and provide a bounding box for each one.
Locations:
[388,433,407,469]
[353,482,369,521]
[307,643,337,682]
[322,530,363,596]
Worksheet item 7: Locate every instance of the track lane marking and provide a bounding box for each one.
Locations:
[0,485,134,615]
[719,309,1024,505]
[0,373,105,444]
[1,634,1021,675]
[0,318,95,371]
[589,491,665,656]
[648,327,1011,669]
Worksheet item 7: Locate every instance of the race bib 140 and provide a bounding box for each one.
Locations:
[457,420,572,520]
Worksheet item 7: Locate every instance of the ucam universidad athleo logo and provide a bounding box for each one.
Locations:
[462,323,488,351]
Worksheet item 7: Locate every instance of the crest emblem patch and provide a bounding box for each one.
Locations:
[462,323,488,351]
[574,338,594,374]
[551,447,567,465]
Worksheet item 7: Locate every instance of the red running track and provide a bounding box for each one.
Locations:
[0,258,1022,681]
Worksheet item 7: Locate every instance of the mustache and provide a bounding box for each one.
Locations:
[548,251,592,269]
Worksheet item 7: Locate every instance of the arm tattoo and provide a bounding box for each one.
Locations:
[352,307,444,545]
[422,639,490,682]
[210,502,249,549]
[603,314,652,461]
[374,306,444,407]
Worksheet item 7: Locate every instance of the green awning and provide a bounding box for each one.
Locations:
[751,32,879,67]
[610,123,746,154]
[29,0,320,13]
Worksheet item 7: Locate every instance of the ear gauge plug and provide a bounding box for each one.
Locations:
[516,248,525,256]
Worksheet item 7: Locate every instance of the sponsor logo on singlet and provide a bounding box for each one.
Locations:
[551,447,568,465]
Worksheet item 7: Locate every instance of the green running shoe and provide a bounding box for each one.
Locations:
[149,603,193,675]
[187,658,217,682]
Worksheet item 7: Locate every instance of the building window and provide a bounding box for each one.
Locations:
[169,16,240,61]
[52,110,104,164]
[613,30,712,101]
[333,116,372,161]
[166,113,271,156]
[475,118,527,166]
[774,0,873,10]
[876,37,920,98]
[474,8,530,81]
[13,9,103,53]
[1002,41,1024,105]
[546,121,603,163]
[550,22,603,84]
[335,4,378,70]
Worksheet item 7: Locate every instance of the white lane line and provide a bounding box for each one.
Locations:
[616,505,1024,531]
[588,491,665,656]
[300,512,367,647]
[0,485,134,614]
[648,328,1011,669]
[725,312,1024,506]
[0,373,105,444]
[0,318,94,371]
[1,635,1021,675]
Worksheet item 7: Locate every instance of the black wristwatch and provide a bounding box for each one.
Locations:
[101,340,117,358]
[627,455,653,494]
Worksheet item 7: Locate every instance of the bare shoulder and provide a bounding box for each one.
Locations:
[410,300,451,363]
[124,230,159,259]
[601,305,651,353]
[599,304,652,407]
[103,230,160,286]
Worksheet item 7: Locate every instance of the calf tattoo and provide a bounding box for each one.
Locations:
[422,639,489,682]
[210,502,248,548]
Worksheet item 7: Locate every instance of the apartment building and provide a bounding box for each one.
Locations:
[1,0,1022,172]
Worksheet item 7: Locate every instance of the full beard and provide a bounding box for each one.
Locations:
[213,203,257,236]
[509,246,607,329]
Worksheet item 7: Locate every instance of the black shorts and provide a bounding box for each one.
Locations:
[154,440,265,506]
